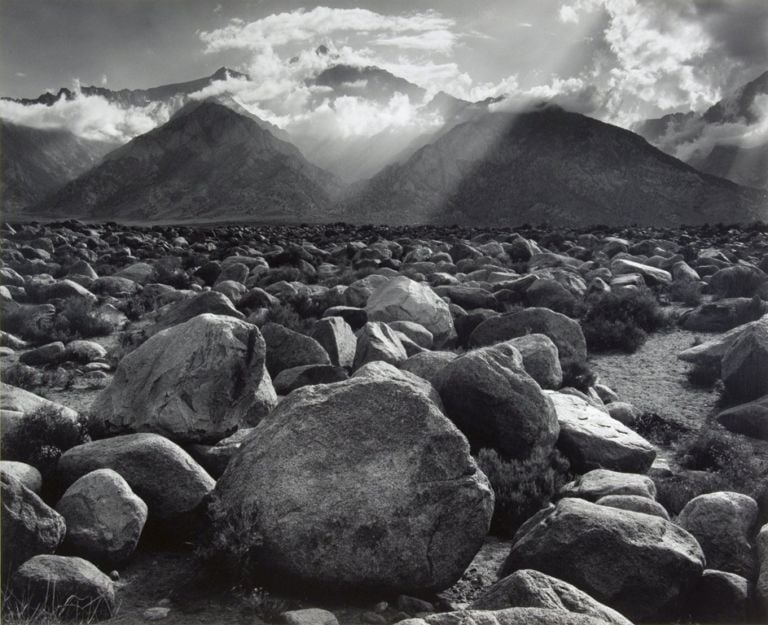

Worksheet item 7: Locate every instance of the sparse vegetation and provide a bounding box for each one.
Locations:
[559,357,596,392]
[581,289,669,353]
[3,404,90,480]
[669,280,703,306]
[0,363,39,390]
[2,298,111,345]
[476,447,572,537]
[632,410,692,447]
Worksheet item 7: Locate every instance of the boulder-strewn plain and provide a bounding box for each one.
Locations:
[1,219,766,624]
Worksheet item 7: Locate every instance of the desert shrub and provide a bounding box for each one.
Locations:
[258,266,302,287]
[264,301,316,335]
[4,298,111,345]
[3,404,89,480]
[0,363,39,390]
[559,357,596,392]
[242,587,291,623]
[678,426,767,499]
[196,496,263,583]
[117,293,152,321]
[632,411,692,447]
[580,289,668,353]
[476,447,572,537]
[55,298,112,339]
[685,360,721,388]
[669,280,703,306]
[1,588,112,625]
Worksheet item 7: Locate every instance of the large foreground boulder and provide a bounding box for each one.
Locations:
[213,376,494,593]
[437,342,558,460]
[503,498,705,621]
[366,276,455,344]
[91,314,277,443]
[716,395,768,440]
[1,472,66,577]
[559,469,657,501]
[56,469,148,568]
[547,392,656,473]
[470,569,632,625]
[394,608,622,625]
[469,308,587,364]
[677,492,758,579]
[57,433,214,522]
[11,555,115,619]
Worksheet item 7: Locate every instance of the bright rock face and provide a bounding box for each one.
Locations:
[547,391,656,473]
[92,314,276,443]
[366,276,455,344]
[214,376,493,593]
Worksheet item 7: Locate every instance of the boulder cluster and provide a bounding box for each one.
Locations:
[1,219,767,623]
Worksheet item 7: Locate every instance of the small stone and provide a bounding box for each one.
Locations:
[109,570,119,581]
[362,611,388,625]
[143,606,171,621]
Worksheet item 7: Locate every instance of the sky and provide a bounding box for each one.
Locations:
[0,0,766,146]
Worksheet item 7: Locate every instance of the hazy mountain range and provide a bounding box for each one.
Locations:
[2,63,767,226]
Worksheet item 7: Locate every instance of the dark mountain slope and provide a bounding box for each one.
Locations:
[348,107,767,227]
[1,121,116,212]
[32,101,345,223]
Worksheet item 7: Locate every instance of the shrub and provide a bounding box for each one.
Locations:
[580,289,668,353]
[678,426,767,499]
[117,294,152,321]
[632,411,692,447]
[3,404,89,480]
[264,301,316,335]
[476,447,572,537]
[685,361,721,388]
[0,363,39,390]
[3,298,111,345]
[196,495,263,583]
[560,357,596,392]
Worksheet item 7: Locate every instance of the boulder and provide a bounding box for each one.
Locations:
[19,341,66,366]
[677,492,758,578]
[273,364,349,395]
[758,524,768,617]
[213,376,493,593]
[437,341,558,460]
[604,402,639,427]
[721,320,768,401]
[366,276,455,344]
[92,314,276,443]
[547,391,656,473]
[611,259,672,286]
[11,555,115,619]
[680,297,765,333]
[1,472,66,577]
[0,460,42,493]
[262,322,331,377]
[595,494,669,520]
[57,433,214,521]
[470,569,632,625]
[394,608,626,625]
[503,498,705,621]
[677,315,768,368]
[469,308,587,365]
[709,264,766,298]
[507,334,563,389]
[388,320,434,349]
[352,361,443,409]
[353,321,408,369]
[282,608,339,625]
[311,316,357,368]
[400,351,457,386]
[65,339,107,364]
[689,570,750,624]
[716,395,768,440]
[56,469,148,568]
[149,290,244,335]
[559,469,657,501]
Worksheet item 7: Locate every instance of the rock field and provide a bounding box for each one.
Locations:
[1,219,767,625]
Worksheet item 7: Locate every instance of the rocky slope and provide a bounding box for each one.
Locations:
[347,106,767,226]
[32,101,345,222]
[1,121,116,213]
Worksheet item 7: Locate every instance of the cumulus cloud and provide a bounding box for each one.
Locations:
[0,88,173,143]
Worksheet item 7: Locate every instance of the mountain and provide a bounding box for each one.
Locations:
[308,64,426,107]
[346,106,767,227]
[31,101,345,223]
[635,70,768,189]
[1,121,116,213]
[3,67,248,108]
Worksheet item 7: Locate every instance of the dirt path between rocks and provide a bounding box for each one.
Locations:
[590,327,721,431]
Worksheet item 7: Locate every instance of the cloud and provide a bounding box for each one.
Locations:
[15,72,27,78]
[101,74,108,85]
[200,7,456,53]
[0,88,172,143]
[213,3,222,14]
[371,30,458,54]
